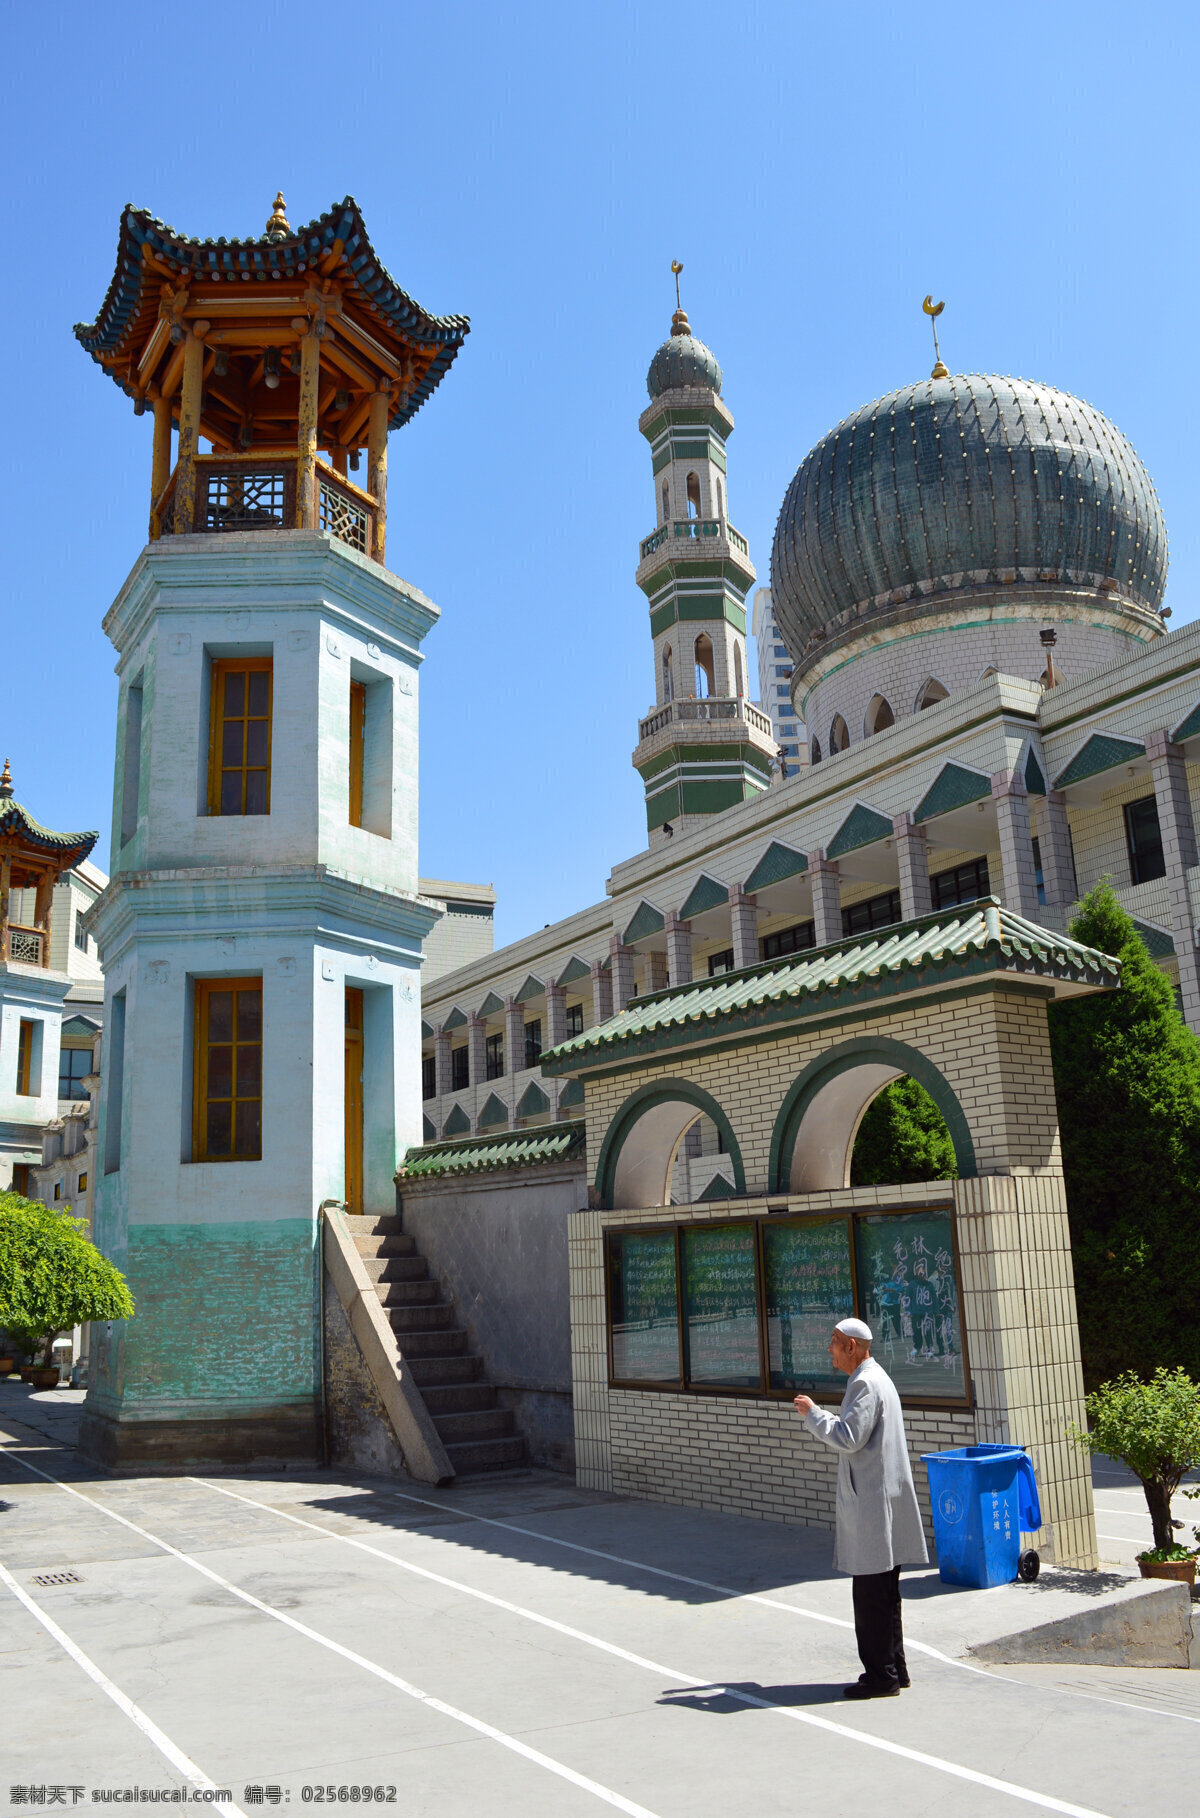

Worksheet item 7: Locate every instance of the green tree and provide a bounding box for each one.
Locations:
[0,1192,134,1364]
[1049,882,1200,1386]
[1069,1367,1200,1554]
[850,1076,958,1186]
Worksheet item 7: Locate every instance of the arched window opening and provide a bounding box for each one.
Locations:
[661,480,669,524]
[976,665,999,682]
[716,477,725,520]
[662,644,674,702]
[864,694,895,738]
[733,642,744,698]
[810,737,822,765]
[916,677,950,712]
[850,1076,957,1187]
[829,714,850,754]
[686,471,702,518]
[693,633,715,699]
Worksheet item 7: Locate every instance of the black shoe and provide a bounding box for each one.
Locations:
[856,1671,910,1691]
[844,1681,900,1699]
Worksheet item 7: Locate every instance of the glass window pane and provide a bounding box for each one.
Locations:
[609,1231,679,1382]
[246,721,269,766]
[235,1099,261,1157]
[207,992,233,1041]
[207,1045,233,1098]
[762,1218,854,1392]
[682,1224,760,1389]
[222,721,245,766]
[220,771,243,815]
[244,771,268,815]
[206,1100,232,1156]
[223,672,245,717]
[236,1046,261,1094]
[236,990,262,1040]
[854,1210,965,1398]
[247,671,270,715]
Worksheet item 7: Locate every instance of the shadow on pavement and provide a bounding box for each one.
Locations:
[659,1680,848,1711]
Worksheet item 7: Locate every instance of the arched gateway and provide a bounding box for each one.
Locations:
[541,898,1118,1569]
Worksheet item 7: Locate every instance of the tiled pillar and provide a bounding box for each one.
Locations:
[892,812,932,920]
[1036,789,1076,910]
[610,938,635,1012]
[644,948,669,993]
[590,958,613,1022]
[504,997,524,1108]
[729,886,758,970]
[467,1014,486,1092]
[434,1026,452,1099]
[809,851,841,947]
[1147,729,1200,1029]
[545,983,567,1048]
[665,912,692,986]
[991,769,1041,919]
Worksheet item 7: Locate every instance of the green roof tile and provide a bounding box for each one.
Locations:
[1024,746,1047,796]
[1132,919,1176,960]
[478,992,504,1016]
[516,1081,550,1118]
[679,874,729,921]
[827,803,892,857]
[743,841,808,893]
[1053,733,1145,791]
[1172,701,1200,744]
[478,1092,508,1128]
[623,901,666,945]
[0,799,98,862]
[443,1007,468,1031]
[397,1121,586,1180]
[542,899,1119,1074]
[422,1115,436,1141]
[696,1171,738,1201]
[420,1020,434,1040]
[557,956,592,988]
[559,1076,585,1107]
[913,763,991,823]
[516,974,546,1003]
[443,1104,471,1136]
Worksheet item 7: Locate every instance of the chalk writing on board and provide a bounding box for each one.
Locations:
[610,1231,679,1382]
[683,1225,760,1387]
[855,1211,964,1397]
[762,1219,854,1391]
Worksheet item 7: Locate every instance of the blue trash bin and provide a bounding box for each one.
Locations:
[921,1444,1042,1588]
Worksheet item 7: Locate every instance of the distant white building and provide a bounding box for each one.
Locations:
[420,878,495,984]
[751,586,803,761]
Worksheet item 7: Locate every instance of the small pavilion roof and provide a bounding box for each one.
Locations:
[76,195,469,432]
[541,899,1119,1074]
[0,765,98,879]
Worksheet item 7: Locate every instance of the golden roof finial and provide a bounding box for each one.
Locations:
[265,191,291,239]
[923,295,949,379]
[670,259,689,336]
[0,758,12,800]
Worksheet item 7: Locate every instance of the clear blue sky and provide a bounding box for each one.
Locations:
[4,2,1197,945]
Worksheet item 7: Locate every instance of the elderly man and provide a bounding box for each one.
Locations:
[793,1317,928,1698]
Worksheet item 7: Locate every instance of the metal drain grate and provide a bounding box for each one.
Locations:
[31,1571,82,1587]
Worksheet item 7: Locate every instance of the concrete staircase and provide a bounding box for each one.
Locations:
[344,1213,527,1475]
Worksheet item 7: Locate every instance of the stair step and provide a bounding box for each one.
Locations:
[375,1279,442,1307]
[354,1233,416,1259]
[388,1303,456,1331]
[345,1214,404,1238]
[433,1408,515,1445]
[419,1383,498,1416]
[407,1354,483,1387]
[395,1328,468,1358]
[445,1434,529,1475]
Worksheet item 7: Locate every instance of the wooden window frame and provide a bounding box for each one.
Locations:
[16,1019,35,1097]
[207,658,273,818]
[603,1203,969,1410]
[192,977,263,1163]
[349,679,366,828]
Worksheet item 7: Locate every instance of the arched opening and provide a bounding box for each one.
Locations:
[672,1112,735,1203]
[733,642,744,698]
[976,665,999,682]
[916,677,950,712]
[686,471,702,518]
[661,480,669,524]
[694,632,715,699]
[829,713,850,754]
[864,694,895,738]
[596,1081,745,1209]
[662,643,674,702]
[810,736,822,765]
[768,1038,976,1194]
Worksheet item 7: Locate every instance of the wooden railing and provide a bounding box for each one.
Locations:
[153,452,380,559]
[5,925,45,966]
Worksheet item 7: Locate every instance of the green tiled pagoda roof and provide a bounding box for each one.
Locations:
[542,899,1119,1073]
[0,800,98,862]
[76,197,469,431]
[397,1121,586,1180]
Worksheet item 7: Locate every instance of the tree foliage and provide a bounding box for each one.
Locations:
[1048,882,1200,1387]
[850,1076,957,1187]
[1069,1367,1200,1552]
[0,1192,134,1363]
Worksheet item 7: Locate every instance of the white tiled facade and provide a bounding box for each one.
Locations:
[752,586,803,759]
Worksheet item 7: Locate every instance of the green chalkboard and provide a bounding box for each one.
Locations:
[854,1210,964,1398]
[762,1218,854,1392]
[608,1230,680,1382]
[682,1224,760,1388]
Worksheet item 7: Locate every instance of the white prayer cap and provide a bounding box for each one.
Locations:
[835,1317,873,1343]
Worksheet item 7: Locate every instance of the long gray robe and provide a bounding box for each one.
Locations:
[802,1356,929,1575]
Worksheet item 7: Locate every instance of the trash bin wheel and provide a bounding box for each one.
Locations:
[1017,1549,1040,1582]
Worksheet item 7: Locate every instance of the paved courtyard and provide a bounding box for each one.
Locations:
[2,1384,1198,1818]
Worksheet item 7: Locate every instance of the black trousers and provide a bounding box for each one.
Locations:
[851,1567,907,1689]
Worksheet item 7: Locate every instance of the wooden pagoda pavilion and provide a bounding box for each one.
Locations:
[75,194,470,564]
[0,763,98,969]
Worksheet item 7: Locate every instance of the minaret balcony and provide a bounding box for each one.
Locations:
[638,696,774,742]
[155,451,380,558]
[636,519,755,593]
[639,518,750,559]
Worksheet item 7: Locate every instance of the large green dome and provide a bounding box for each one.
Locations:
[770,373,1168,657]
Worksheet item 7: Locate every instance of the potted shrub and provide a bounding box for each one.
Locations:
[0,1192,134,1393]
[1070,1367,1200,1584]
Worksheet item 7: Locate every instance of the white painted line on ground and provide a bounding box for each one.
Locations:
[0,1560,246,1818]
[182,1477,1123,1816]
[0,1448,660,1818]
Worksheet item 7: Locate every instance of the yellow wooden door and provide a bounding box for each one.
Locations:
[344,987,364,1214]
